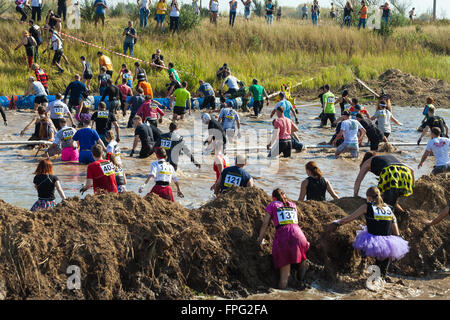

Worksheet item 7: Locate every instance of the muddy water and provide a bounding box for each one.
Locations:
[0,103,449,299]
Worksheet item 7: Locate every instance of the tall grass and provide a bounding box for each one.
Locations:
[0,15,448,97]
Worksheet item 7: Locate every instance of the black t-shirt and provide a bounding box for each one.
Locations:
[29,25,42,45]
[359,119,383,141]
[49,14,61,28]
[306,176,327,201]
[208,119,227,144]
[365,202,393,236]
[152,54,164,63]
[92,111,116,135]
[101,85,122,102]
[422,116,446,136]
[370,155,401,176]
[135,123,154,146]
[33,174,59,200]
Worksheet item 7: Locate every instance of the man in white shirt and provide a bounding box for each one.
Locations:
[219,70,239,96]
[48,28,65,73]
[332,110,366,158]
[25,76,48,110]
[46,93,74,129]
[418,127,450,175]
[218,102,241,143]
[138,148,184,202]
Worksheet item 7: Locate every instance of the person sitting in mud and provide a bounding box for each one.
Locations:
[329,187,409,279]
[154,122,201,171]
[418,128,450,175]
[80,144,118,195]
[214,154,254,195]
[20,106,51,145]
[298,161,339,201]
[31,159,66,212]
[423,206,449,227]
[257,188,310,289]
[138,148,184,202]
[45,118,79,162]
[355,112,385,151]
[418,97,435,131]
[417,106,448,143]
[354,151,415,226]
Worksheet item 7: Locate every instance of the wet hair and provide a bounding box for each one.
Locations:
[305,161,322,179]
[431,127,441,137]
[324,84,330,91]
[99,102,106,110]
[34,159,54,175]
[272,188,290,207]
[169,122,177,132]
[426,97,434,104]
[156,148,167,159]
[105,129,115,141]
[92,144,103,158]
[366,187,384,209]
[361,151,376,168]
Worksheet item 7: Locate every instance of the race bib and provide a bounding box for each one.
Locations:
[161,139,172,150]
[62,129,74,140]
[223,174,242,188]
[327,96,335,104]
[54,107,64,116]
[344,103,351,110]
[115,166,124,176]
[98,111,109,119]
[99,161,115,176]
[372,205,393,221]
[277,207,298,225]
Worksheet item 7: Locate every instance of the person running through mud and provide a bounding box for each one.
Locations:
[355,112,385,151]
[138,148,184,202]
[46,93,74,130]
[271,92,299,123]
[215,154,254,194]
[45,118,79,161]
[137,95,165,127]
[63,74,87,113]
[105,129,122,165]
[423,206,449,227]
[80,144,118,194]
[354,151,415,226]
[171,81,191,121]
[332,110,366,159]
[127,87,145,128]
[106,151,127,193]
[101,79,123,114]
[371,100,402,140]
[218,101,241,143]
[154,122,201,171]
[418,97,435,130]
[417,106,448,143]
[31,159,66,211]
[202,113,227,153]
[25,76,48,110]
[257,188,310,289]
[418,128,450,175]
[91,101,119,145]
[329,187,409,278]
[298,161,339,201]
[130,116,155,158]
[197,80,216,110]
[14,30,37,69]
[73,119,106,164]
[267,106,299,158]
[246,79,269,117]
[320,84,336,128]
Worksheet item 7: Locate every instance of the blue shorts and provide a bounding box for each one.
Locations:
[156,14,165,23]
[79,150,94,164]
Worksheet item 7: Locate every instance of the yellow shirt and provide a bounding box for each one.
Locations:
[156,2,167,15]
[99,55,113,71]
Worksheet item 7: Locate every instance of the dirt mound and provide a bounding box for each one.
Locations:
[340,69,450,107]
[0,181,448,299]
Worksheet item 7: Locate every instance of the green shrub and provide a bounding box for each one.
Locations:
[80,0,95,22]
[179,4,200,31]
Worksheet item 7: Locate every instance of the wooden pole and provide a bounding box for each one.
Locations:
[0,141,53,146]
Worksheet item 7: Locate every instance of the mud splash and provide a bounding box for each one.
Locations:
[0,173,447,300]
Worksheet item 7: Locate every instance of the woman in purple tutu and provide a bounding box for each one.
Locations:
[330,187,409,277]
[257,188,310,289]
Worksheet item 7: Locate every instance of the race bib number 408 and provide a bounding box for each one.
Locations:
[277,207,298,225]
[99,162,115,176]
[223,174,242,188]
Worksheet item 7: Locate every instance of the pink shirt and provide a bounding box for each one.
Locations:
[265,200,298,227]
[137,101,165,121]
[118,84,132,102]
[274,116,294,140]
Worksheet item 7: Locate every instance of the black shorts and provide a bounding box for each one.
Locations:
[384,132,390,138]
[174,106,186,115]
[52,49,63,64]
[201,95,216,110]
[51,118,62,130]
[382,188,400,207]
[83,73,93,80]
[34,95,48,104]
[139,144,154,158]
[279,139,292,158]
[321,113,336,127]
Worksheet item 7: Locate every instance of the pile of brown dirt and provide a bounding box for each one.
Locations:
[0,180,448,299]
[339,69,450,107]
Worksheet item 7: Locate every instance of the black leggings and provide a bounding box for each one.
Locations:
[32,6,41,22]
[57,4,67,21]
[279,139,292,158]
[375,259,391,277]
[170,16,179,32]
[16,6,27,21]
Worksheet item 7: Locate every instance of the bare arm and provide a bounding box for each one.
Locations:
[55,180,66,200]
[113,121,120,141]
[214,174,223,195]
[298,178,308,201]
[418,150,431,169]
[256,212,272,245]
[391,115,402,126]
[80,178,93,194]
[336,204,367,225]
[425,206,449,226]
[354,160,370,197]
[20,116,37,135]
[246,177,254,187]
[326,179,339,200]
[132,135,139,151]
[391,216,400,236]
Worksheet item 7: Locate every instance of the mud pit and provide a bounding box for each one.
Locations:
[0,174,448,300]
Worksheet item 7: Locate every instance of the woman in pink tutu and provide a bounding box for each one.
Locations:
[257,188,310,289]
[330,187,409,277]
[75,92,92,127]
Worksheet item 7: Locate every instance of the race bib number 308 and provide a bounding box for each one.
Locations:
[224,174,242,188]
[277,207,298,225]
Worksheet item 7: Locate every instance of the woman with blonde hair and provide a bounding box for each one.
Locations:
[14,30,37,68]
[298,161,339,201]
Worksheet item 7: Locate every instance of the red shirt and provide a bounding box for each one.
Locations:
[86,160,118,194]
[350,106,369,117]
[118,84,132,102]
[137,101,165,121]
[274,116,294,140]
[35,69,49,88]
[213,155,229,182]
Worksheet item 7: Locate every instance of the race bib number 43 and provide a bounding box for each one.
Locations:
[100,162,115,176]
[224,174,242,188]
[277,207,298,225]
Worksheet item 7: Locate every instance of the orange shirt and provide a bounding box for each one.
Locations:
[99,55,113,71]
[138,81,153,98]
[360,6,368,19]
